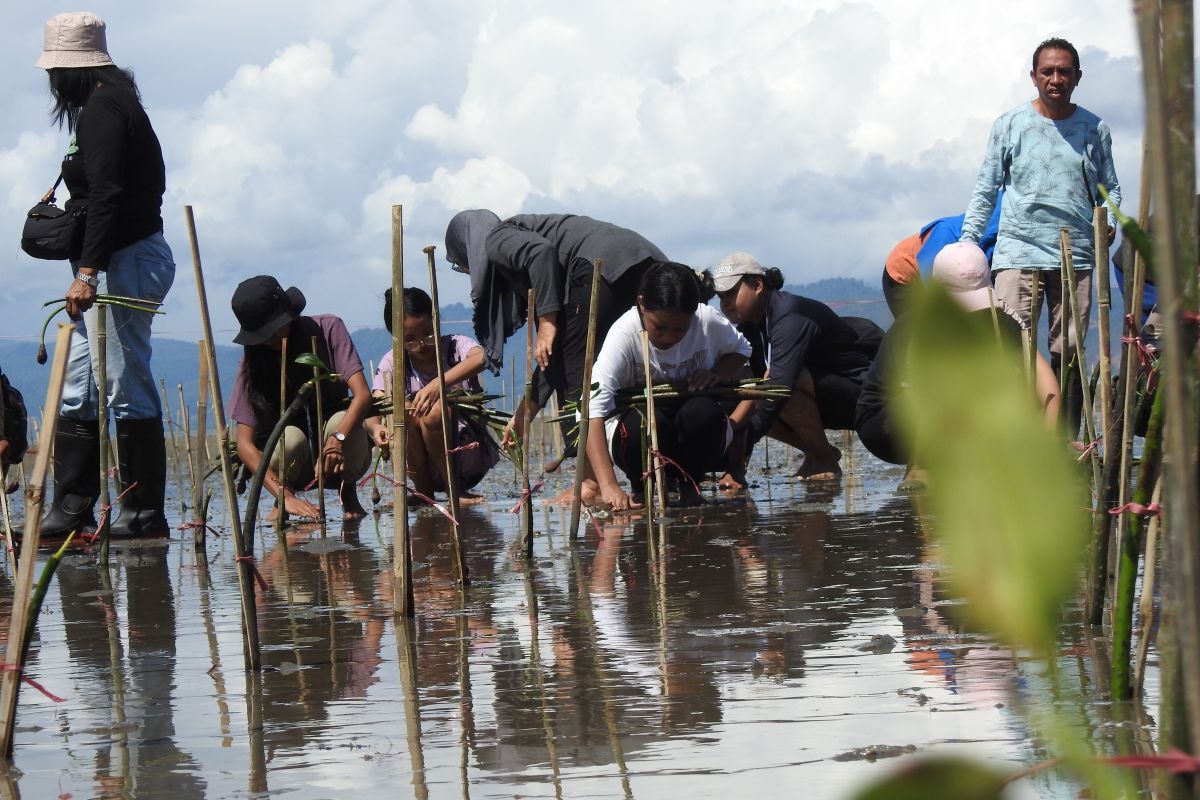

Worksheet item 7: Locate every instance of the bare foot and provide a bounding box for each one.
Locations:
[544,486,576,506]
[459,492,485,506]
[670,484,706,507]
[579,478,601,507]
[794,447,842,481]
[340,484,367,522]
[717,471,746,492]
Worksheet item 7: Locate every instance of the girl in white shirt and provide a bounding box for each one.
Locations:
[582,262,752,510]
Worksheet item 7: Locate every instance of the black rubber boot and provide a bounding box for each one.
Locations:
[108,418,169,539]
[40,417,100,537]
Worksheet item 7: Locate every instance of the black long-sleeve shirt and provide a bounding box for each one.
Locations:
[61,83,165,269]
[742,290,871,445]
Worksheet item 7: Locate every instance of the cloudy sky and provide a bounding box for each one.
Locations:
[1,1,1145,345]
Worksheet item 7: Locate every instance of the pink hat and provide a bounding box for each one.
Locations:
[931,242,994,312]
[35,12,114,70]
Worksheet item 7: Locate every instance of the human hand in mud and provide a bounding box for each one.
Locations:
[283,491,321,520]
[687,368,724,392]
[598,481,642,513]
[411,380,442,417]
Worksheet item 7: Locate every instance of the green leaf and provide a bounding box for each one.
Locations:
[891,283,1089,653]
[850,756,1007,800]
[294,352,329,372]
[1099,184,1153,269]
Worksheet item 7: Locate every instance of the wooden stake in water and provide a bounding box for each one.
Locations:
[1057,246,1071,428]
[424,244,468,584]
[97,304,112,569]
[390,206,414,617]
[569,259,603,539]
[640,330,667,516]
[1028,270,1043,377]
[522,288,536,559]
[196,343,210,467]
[310,335,327,530]
[185,205,262,672]
[1060,230,1100,487]
[276,337,288,529]
[0,323,72,758]
[1087,207,1115,620]
[179,383,204,550]
[160,378,184,520]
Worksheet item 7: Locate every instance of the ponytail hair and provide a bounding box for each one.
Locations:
[743,267,785,292]
[638,261,712,313]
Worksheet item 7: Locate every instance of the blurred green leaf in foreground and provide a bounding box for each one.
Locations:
[891,283,1089,654]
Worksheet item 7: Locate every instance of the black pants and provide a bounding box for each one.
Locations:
[535,257,655,449]
[609,396,727,486]
[855,406,906,465]
[881,268,908,319]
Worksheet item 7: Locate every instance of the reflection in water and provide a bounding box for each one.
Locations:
[0,452,1155,798]
[56,546,205,798]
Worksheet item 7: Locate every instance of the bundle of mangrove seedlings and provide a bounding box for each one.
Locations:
[371,391,512,438]
[37,294,164,363]
[548,378,790,422]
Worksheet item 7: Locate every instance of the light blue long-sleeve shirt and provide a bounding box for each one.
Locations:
[960,101,1121,271]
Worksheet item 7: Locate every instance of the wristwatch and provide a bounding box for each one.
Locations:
[74,272,99,288]
[331,432,346,443]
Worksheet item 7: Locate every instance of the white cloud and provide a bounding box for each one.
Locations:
[0,0,1146,341]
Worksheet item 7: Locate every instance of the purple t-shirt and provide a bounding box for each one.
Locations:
[228,314,364,429]
[372,334,484,396]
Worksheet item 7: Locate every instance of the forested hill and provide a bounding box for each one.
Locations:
[1,277,892,416]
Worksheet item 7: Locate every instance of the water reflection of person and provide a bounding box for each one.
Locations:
[56,547,205,797]
[254,522,389,747]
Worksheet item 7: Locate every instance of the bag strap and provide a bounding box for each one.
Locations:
[41,173,64,205]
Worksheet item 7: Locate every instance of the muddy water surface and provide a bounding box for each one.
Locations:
[0,445,1155,798]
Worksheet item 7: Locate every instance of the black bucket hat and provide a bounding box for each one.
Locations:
[231,276,306,346]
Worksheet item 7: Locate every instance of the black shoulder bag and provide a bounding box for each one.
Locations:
[21,174,86,261]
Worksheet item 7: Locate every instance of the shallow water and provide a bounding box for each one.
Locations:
[0,442,1160,799]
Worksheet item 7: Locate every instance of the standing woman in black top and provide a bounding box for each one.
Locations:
[36,13,176,539]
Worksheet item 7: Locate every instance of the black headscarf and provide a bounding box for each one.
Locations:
[445,209,520,374]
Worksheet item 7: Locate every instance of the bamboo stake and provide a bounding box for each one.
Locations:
[568,259,603,539]
[1060,232,1101,487]
[185,205,262,672]
[1057,243,1073,438]
[0,323,71,758]
[97,304,112,568]
[310,335,327,531]
[179,383,204,550]
[276,338,288,529]
[522,288,536,559]
[1029,270,1043,373]
[1112,386,1164,699]
[640,331,667,515]
[1141,0,1200,767]
[197,343,210,469]
[1110,251,1146,626]
[424,245,468,586]
[1086,208,1116,622]
[160,378,184,520]
[1134,476,1164,698]
[391,206,413,617]
[0,384,13,566]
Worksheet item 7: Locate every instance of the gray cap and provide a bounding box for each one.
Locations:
[712,251,767,293]
[35,12,114,70]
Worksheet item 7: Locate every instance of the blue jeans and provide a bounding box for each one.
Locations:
[61,232,176,420]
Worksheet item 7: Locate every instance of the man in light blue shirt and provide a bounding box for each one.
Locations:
[960,37,1120,431]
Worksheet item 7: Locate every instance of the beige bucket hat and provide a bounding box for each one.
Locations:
[35,12,114,70]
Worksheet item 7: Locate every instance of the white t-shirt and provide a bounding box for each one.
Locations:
[589,304,753,422]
